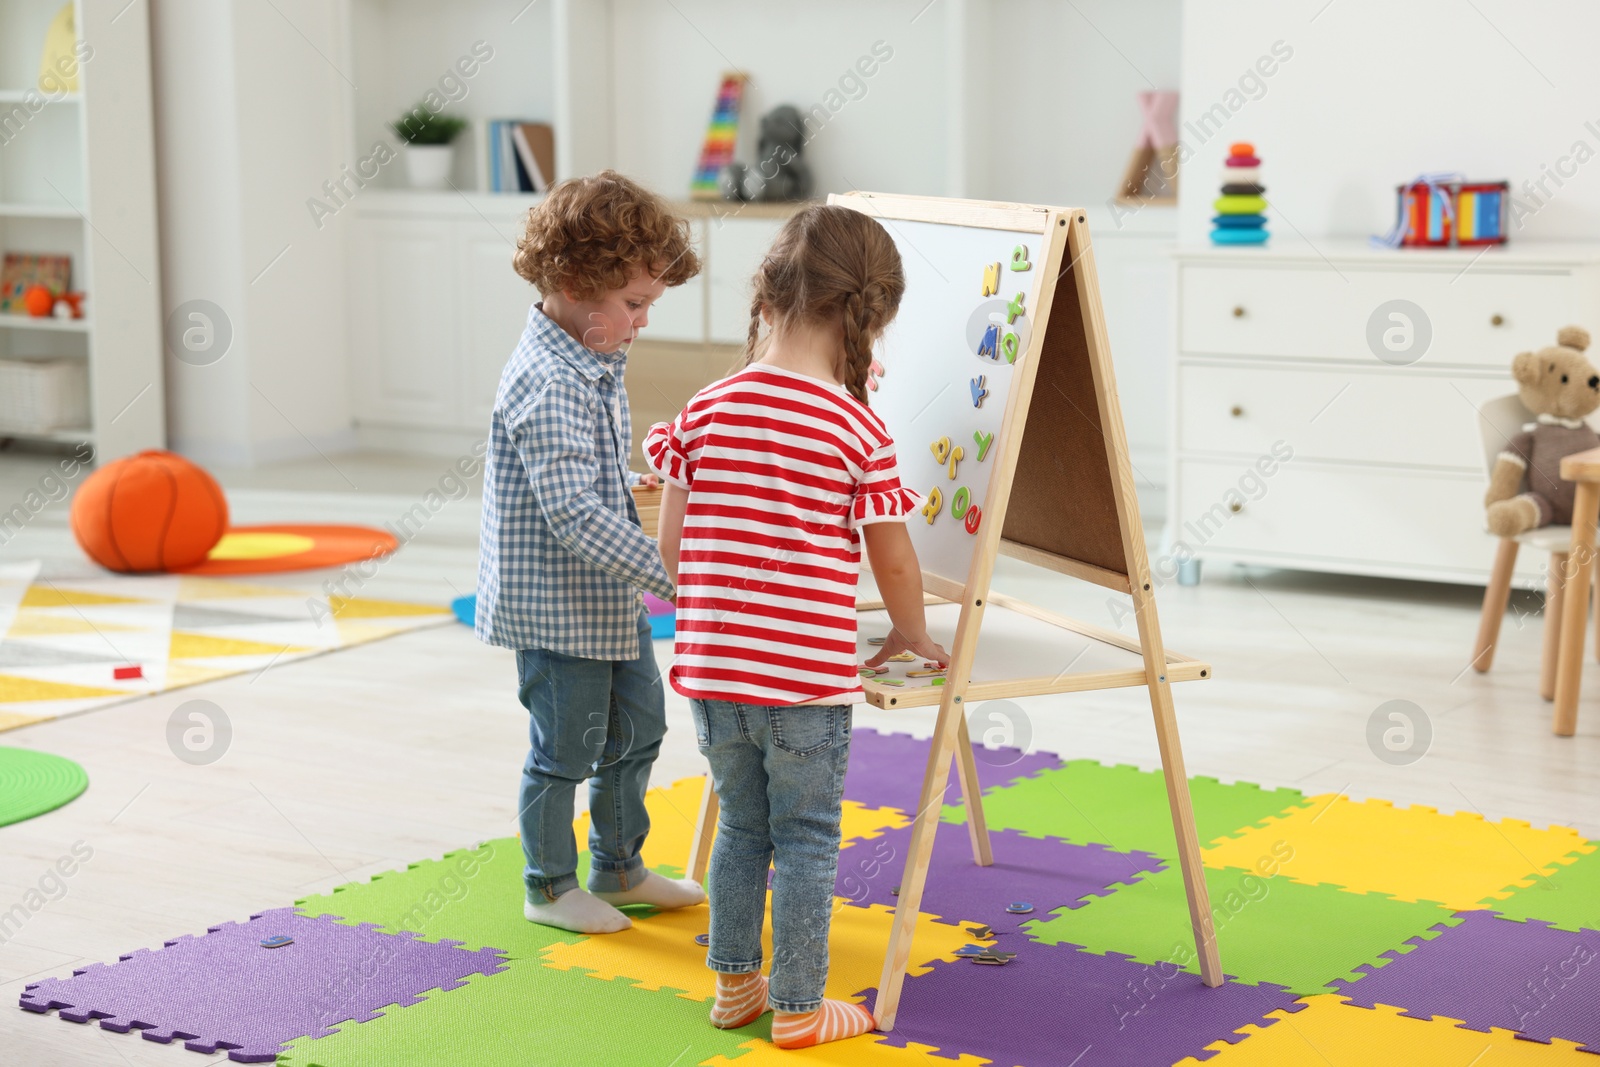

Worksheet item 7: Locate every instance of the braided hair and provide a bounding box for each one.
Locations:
[739,205,904,404]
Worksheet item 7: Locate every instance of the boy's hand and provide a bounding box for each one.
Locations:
[866,628,950,670]
[635,473,660,488]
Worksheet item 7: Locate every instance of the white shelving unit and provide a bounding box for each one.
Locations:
[0,0,162,460]
[332,0,1181,482]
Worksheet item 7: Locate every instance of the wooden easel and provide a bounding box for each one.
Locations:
[685,193,1220,1030]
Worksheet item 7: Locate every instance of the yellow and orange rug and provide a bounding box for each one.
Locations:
[0,561,450,732]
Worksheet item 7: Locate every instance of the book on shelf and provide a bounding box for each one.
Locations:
[482,120,555,193]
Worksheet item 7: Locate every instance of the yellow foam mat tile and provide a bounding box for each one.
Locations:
[0,673,125,702]
[20,586,148,607]
[702,1035,991,1066]
[6,610,144,637]
[540,898,969,1006]
[1178,994,1598,1065]
[327,595,451,619]
[0,710,50,731]
[1202,794,1592,911]
[576,776,910,876]
[169,631,308,659]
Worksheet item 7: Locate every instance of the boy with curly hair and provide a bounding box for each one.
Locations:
[477,170,704,934]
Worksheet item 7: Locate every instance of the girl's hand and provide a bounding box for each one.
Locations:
[866,628,950,670]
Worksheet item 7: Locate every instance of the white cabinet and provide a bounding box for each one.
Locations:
[709,216,788,344]
[458,232,534,429]
[644,218,707,343]
[1171,242,1600,587]
[347,197,802,449]
[349,217,460,428]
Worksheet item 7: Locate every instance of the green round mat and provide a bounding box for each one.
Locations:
[0,746,88,827]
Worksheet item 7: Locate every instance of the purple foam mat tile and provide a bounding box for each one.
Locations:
[19,907,508,1063]
[836,822,1164,933]
[844,728,1062,812]
[859,939,1303,1066]
[1333,910,1600,1051]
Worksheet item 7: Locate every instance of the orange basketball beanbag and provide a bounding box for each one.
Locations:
[70,450,229,572]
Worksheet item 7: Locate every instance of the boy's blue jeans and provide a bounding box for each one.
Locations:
[691,697,852,1013]
[516,608,666,902]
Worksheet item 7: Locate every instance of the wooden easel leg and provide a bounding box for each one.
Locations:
[874,695,965,1031]
[1541,552,1568,702]
[687,775,718,884]
[1144,672,1222,986]
[1471,538,1518,673]
[1554,485,1599,736]
[954,712,994,867]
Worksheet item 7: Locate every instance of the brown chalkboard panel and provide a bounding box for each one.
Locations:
[1000,251,1129,579]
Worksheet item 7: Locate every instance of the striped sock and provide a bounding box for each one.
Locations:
[710,972,769,1029]
[770,999,876,1048]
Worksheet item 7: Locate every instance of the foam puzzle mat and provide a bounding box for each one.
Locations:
[0,561,452,731]
[18,728,1600,1065]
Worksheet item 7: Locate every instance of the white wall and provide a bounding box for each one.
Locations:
[973,0,1182,217]
[152,0,355,467]
[1180,0,1600,245]
[350,0,556,190]
[608,0,950,199]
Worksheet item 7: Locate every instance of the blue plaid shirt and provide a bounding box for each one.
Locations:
[476,303,674,659]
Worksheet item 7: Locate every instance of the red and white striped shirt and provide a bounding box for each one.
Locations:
[644,364,918,706]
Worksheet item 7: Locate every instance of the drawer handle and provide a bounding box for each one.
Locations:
[1229,501,1243,514]
[1230,405,1244,418]
[1491,313,1504,326]
[1232,306,1246,318]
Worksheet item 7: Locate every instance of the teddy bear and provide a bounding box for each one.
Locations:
[1484,325,1600,537]
[719,105,813,203]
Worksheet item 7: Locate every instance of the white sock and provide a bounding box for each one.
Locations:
[523,888,632,934]
[591,870,707,910]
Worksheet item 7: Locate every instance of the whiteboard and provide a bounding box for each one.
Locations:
[870,218,1049,585]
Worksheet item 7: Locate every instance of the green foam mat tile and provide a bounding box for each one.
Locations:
[1482,842,1600,933]
[294,837,586,957]
[942,759,1311,859]
[275,958,758,1067]
[1028,862,1462,995]
[0,745,88,826]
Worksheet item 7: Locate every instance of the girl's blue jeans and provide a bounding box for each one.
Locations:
[515,608,667,902]
[690,697,852,1013]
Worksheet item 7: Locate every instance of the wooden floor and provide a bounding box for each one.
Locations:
[1,448,1597,1066]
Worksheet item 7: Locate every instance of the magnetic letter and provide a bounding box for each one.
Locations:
[981,262,1001,296]
[1006,291,1026,324]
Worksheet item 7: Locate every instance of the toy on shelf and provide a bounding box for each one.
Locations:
[0,253,70,315]
[1374,173,1509,248]
[719,105,813,203]
[1116,90,1179,205]
[691,72,748,201]
[21,285,53,317]
[1210,142,1267,246]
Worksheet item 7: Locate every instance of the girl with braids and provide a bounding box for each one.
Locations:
[645,205,948,1048]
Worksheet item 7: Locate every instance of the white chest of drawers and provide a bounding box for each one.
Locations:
[1169,241,1600,587]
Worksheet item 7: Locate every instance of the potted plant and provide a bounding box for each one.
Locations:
[391,105,468,190]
